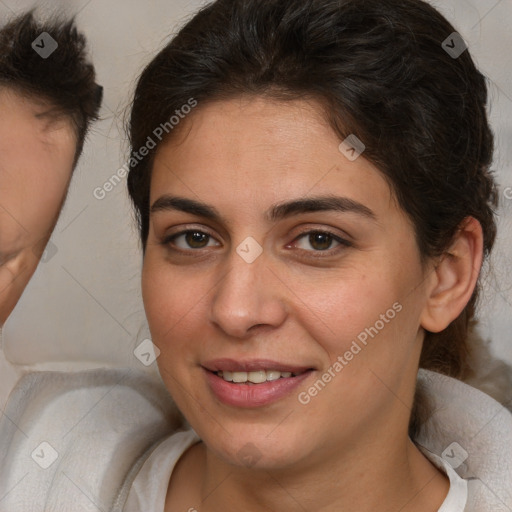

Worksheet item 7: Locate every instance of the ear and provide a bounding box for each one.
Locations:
[420,217,484,333]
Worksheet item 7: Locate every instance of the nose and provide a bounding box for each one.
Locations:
[209,245,288,339]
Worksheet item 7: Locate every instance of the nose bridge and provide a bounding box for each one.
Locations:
[209,238,286,337]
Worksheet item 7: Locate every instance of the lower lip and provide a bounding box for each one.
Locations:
[204,369,313,408]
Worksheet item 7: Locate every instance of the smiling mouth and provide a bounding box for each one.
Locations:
[204,364,314,407]
[215,369,308,384]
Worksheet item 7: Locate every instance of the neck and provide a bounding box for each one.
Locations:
[191,431,448,512]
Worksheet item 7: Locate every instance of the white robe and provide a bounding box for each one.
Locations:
[0,368,510,511]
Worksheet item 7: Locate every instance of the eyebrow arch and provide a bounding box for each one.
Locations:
[150,195,377,223]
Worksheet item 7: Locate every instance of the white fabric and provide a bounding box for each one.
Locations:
[415,370,512,511]
[0,369,183,512]
[123,430,200,512]
[0,368,510,511]
[419,447,468,511]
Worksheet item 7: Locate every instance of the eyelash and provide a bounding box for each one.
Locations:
[161,227,352,257]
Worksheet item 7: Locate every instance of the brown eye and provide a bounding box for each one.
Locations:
[163,230,220,250]
[184,231,209,249]
[308,232,334,251]
[290,230,352,256]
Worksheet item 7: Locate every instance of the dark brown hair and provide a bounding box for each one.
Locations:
[0,10,103,165]
[127,0,499,435]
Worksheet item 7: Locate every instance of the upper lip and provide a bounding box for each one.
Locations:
[202,358,313,373]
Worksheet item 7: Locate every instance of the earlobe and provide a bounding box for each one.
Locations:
[420,217,484,333]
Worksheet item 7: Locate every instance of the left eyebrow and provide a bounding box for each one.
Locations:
[150,195,377,223]
[267,196,377,223]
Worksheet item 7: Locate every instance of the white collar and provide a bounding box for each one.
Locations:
[418,445,468,511]
[414,369,512,511]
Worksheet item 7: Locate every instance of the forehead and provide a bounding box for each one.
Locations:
[150,96,395,217]
[0,86,74,136]
[162,95,332,155]
[0,87,76,155]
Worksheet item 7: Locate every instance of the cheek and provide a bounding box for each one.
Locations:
[28,178,68,231]
[141,256,209,349]
[292,267,399,352]
[1,141,73,242]
[299,261,423,392]
[141,259,208,406]
[141,260,169,338]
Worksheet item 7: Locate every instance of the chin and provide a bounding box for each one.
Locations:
[200,422,310,470]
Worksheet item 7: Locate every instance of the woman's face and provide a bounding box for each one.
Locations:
[142,96,435,470]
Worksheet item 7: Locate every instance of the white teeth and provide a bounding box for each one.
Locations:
[217,369,299,383]
[232,371,248,383]
[248,370,267,384]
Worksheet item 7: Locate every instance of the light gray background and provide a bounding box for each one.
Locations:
[0,0,511,407]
